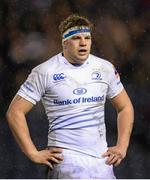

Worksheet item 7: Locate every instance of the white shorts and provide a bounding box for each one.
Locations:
[47,148,115,179]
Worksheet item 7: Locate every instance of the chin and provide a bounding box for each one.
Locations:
[78,54,89,61]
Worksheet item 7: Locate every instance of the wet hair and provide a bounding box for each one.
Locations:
[59,14,93,36]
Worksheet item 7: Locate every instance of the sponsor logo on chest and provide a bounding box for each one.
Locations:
[53,73,66,82]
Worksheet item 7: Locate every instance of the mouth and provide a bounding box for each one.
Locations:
[78,49,88,55]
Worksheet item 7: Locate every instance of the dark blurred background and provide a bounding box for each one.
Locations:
[0,0,149,178]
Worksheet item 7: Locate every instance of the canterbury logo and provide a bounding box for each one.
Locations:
[53,73,65,81]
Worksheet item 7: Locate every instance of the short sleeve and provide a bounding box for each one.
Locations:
[106,64,124,99]
[17,68,47,104]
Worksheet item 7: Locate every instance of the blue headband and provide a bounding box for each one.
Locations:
[62,26,91,41]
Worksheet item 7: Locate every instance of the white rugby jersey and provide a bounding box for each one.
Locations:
[17,53,124,158]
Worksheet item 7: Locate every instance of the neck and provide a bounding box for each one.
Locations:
[62,52,85,66]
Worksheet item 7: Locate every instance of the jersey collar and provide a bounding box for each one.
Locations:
[59,53,91,68]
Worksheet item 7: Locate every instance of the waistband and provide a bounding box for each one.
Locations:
[47,147,103,159]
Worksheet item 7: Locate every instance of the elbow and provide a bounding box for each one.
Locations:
[126,103,134,124]
[6,106,25,124]
[6,108,14,123]
[131,104,134,123]
[129,101,134,120]
[6,107,19,124]
[118,102,134,122]
[126,103,134,118]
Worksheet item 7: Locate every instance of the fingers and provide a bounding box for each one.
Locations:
[114,158,122,166]
[102,151,110,158]
[41,151,63,168]
[105,153,122,166]
[32,148,64,167]
[46,148,64,165]
[45,161,53,169]
[48,156,62,164]
[48,149,64,160]
[102,148,124,166]
[52,153,64,161]
[106,153,116,164]
[50,148,63,153]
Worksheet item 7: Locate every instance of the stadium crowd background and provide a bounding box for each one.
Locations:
[0,0,149,178]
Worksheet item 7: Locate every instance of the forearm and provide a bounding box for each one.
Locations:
[117,104,134,149]
[7,110,64,168]
[6,110,38,160]
[103,89,134,166]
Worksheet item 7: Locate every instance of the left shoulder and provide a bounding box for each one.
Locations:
[89,54,114,71]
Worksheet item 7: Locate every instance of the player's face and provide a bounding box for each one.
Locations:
[63,33,92,65]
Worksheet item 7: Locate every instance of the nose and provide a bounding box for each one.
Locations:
[80,38,86,46]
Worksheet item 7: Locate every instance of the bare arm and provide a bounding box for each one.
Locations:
[6,95,63,168]
[102,89,134,166]
[113,89,134,150]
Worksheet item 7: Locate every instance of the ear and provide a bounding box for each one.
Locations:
[62,40,68,49]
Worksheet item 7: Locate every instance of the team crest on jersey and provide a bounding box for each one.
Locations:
[91,71,102,80]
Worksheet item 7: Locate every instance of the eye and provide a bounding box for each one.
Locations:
[85,36,91,39]
[72,36,81,40]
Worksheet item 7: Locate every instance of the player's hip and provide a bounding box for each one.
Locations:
[47,148,115,179]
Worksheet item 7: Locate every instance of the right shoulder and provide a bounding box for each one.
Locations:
[32,53,60,75]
